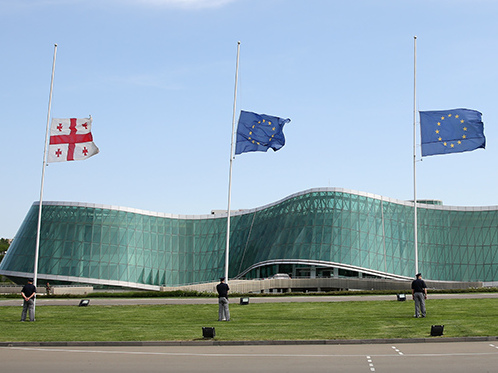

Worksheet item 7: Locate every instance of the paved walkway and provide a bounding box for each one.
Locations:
[1,293,497,348]
[1,292,498,307]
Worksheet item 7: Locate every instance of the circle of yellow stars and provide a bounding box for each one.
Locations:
[247,119,277,145]
[435,113,468,149]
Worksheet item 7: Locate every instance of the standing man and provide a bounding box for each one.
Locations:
[216,277,230,321]
[21,278,36,322]
[411,273,427,318]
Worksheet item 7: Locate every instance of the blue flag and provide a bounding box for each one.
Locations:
[420,108,485,157]
[235,111,290,155]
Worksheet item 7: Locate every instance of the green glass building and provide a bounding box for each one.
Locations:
[1,188,496,290]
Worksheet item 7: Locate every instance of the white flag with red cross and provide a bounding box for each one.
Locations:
[47,118,99,163]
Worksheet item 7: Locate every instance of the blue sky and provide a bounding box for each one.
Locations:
[1,0,497,238]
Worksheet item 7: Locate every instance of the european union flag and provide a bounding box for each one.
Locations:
[420,108,485,157]
[235,111,291,155]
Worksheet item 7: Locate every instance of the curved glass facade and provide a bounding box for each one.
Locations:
[1,188,496,289]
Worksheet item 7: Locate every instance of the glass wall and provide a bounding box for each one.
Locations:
[1,188,496,288]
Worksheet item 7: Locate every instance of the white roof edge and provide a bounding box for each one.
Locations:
[0,270,161,291]
[34,187,498,219]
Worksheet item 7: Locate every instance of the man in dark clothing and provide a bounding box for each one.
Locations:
[216,277,230,321]
[411,273,427,318]
[21,278,36,322]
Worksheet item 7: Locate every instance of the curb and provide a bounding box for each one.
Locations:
[1,336,497,347]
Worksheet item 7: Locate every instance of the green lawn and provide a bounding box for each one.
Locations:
[1,298,497,342]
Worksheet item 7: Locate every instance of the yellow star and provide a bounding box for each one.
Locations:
[451,143,455,148]
[458,140,461,144]
[262,119,265,123]
[461,119,464,123]
[272,127,275,131]
[252,125,255,129]
[248,137,251,140]
[435,129,440,134]
[443,142,447,146]
[438,137,442,141]
[437,122,441,126]
[441,116,445,120]
[249,131,252,135]
[448,114,452,117]
[455,115,459,118]
[268,121,272,125]
[462,135,467,139]
[463,127,467,131]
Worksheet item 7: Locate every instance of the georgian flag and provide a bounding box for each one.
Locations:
[48,118,99,163]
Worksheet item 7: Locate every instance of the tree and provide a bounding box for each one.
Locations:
[0,237,11,250]
[0,238,12,283]
[0,238,11,263]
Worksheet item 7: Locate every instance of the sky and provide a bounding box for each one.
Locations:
[1,0,498,238]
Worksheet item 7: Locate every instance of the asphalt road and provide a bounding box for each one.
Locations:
[2,341,498,373]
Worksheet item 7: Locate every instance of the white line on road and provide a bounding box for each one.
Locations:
[366,355,375,372]
[4,347,498,359]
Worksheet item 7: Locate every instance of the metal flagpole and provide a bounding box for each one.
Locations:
[34,43,58,293]
[224,41,241,282]
[413,36,419,275]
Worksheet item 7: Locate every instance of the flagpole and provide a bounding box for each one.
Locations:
[224,41,241,282]
[413,36,419,275]
[34,43,58,292]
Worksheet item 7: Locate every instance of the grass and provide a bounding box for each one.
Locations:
[0,298,497,342]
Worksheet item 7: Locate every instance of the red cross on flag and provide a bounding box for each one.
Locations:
[48,118,99,163]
